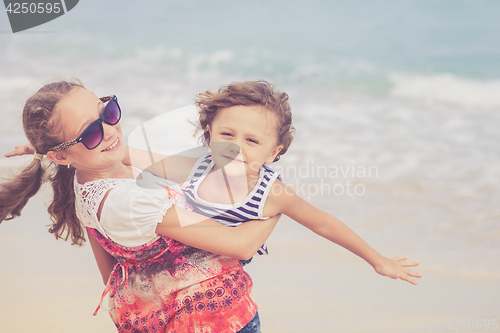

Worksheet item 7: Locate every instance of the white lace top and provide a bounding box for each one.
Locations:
[74,169,175,247]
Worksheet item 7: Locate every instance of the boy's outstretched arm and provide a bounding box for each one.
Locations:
[5,144,35,157]
[124,146,167,172]
[125,146,196,184]
[268,181,422,285]
[5,144,194,184]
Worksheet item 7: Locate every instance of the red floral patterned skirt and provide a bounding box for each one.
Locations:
[88,227,257,333]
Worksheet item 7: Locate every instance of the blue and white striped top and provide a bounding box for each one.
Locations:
[182,154,280,256]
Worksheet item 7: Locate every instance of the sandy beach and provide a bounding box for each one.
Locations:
[249,232,500,332]
[1,180,498,333]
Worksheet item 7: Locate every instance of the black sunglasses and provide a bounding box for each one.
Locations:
[49,95,122,151]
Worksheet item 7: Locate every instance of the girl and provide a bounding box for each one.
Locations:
[131,80,422,284]
[1,80,281,333]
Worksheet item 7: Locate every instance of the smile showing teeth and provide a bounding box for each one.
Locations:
[103,138,119,151]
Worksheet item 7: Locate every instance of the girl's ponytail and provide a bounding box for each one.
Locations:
[0,158,45,222]
[48,164,84,245]
[0,79,86,246]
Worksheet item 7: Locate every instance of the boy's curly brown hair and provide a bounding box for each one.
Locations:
[195,80,295,162]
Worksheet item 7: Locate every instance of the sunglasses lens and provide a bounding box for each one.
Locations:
[80,121,103,149]
[103,99,121,125]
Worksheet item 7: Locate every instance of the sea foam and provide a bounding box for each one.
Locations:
[390,73,500,109]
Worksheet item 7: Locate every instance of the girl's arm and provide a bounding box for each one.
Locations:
[126,146,196,184]
[87,230,117,285]
[156,206,281,260]
[268,181,422,285]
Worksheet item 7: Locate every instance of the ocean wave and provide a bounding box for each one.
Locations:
[389,73,500,109]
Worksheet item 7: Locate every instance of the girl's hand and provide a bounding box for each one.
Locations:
[5,144,35,158]
[373,255,422,285]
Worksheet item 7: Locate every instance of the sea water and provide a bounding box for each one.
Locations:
[1,0,499,276]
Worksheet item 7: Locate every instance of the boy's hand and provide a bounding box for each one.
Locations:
[5,144,34,158]
[373,255,422,285]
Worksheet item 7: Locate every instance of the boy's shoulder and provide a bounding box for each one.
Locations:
[263,178,299,217]
[262,164,280,177]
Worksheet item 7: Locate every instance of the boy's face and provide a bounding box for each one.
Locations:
[208,105,283,177]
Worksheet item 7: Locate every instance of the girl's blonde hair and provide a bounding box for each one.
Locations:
[195,80,295,162]
[0,80,86,245]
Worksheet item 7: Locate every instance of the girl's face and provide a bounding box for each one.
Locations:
[47,87,127,176]
[208,105,283,177]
